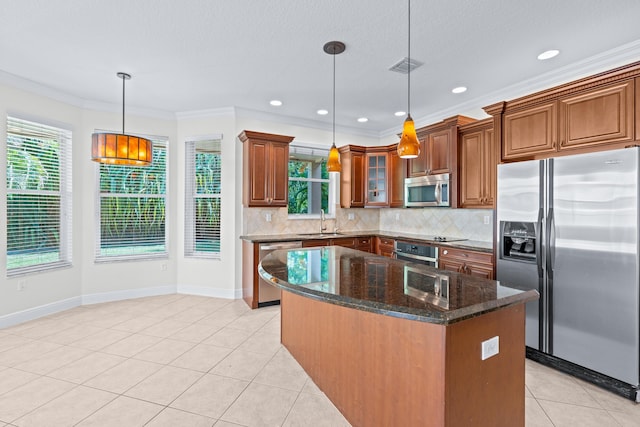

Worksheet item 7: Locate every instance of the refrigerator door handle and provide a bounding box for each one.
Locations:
[536,208,544,278]
[550,209,556,271]
[546,208,555,277]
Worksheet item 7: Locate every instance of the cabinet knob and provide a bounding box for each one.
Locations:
[443,250,448,255]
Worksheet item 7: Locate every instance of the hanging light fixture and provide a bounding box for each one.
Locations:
[91,72,153,166]
[397,0,421,159]
[324,41,345,173]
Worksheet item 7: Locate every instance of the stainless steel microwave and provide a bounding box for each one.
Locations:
[404,173,450,207]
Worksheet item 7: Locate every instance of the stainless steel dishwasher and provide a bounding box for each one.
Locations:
[258,241,302,306]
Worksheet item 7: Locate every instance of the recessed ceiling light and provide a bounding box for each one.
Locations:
[537,49,560,60]
[317,109,329,115]
[394,111,406,117]
[357,117,368,123]
[270,100,282,106]
[452,86,467,94]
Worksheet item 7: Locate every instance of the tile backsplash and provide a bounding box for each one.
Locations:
[244,206,494,242]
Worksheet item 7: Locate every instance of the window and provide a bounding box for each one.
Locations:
[288,145,333,216]
[6,116,72,275]
[185,138,221,258]
[96,137,167,260]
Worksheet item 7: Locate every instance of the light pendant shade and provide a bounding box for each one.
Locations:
[397,114,420,159]
[91,72,153,166]
[91,132,153,165]
[327,142,341,172]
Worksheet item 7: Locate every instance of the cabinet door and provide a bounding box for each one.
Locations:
[388,148,405,208]
[482,129,496,207]
[247,140,270,206]
[356,237,372,253]
[365,152,388,206]
[332,237,357,249]
[559,80,634,150]
[302,239,329,248]
[270,141,290,206]
[503,102,557,160]
[408,138,428,177]
[428,128,452,174]
[459,130,484,207]
[351,151,366,207]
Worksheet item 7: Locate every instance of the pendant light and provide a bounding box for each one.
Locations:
[324,41,345,173]
[91,72,153,166]
[396,0,421,159]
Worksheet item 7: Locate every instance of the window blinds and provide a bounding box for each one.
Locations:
[185,138,222,258]
[96,138,168,261]
[6,116,72,275]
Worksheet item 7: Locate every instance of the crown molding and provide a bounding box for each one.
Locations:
[175,107,236,119]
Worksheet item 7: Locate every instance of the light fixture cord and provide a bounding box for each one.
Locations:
[407,0,411,116]
[332,46,336,145]
[121,74,126,134]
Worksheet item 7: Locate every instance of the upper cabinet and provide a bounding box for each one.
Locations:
[365,149,388,207]
[486,62,640,163]
[458,119,495,209]
[408,115,475,178]
[339,145,366,208]
[239,130,294,207]
[339,144,404,208]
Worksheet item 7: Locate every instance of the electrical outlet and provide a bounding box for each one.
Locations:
[348,213,355,220]
[161,263,167,271]
[17,280,26,291]
[481,336,499,360]
[265,213,272,222]
[483,215,491,225]
[395,213,400,221]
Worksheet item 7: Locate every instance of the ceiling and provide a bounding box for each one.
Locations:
[2,0,640,138]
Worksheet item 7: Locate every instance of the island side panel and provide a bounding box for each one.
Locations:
[444,304,526,427]
[241,240,258,309]
[281,290,448,427]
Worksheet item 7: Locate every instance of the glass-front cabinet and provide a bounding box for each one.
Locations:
[366,152,388,206]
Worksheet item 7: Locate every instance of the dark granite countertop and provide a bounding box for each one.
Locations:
[240,230,494,253]
[258,246,537,325]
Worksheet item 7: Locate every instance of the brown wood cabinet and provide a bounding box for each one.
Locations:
[239,130,294,207]
[459,119,496,208]
[375,237,395,258]
[487,63,640,162]
[558,80,634,150]
[339,144,404,208]
[302,236,372,251]
[409,115,476,178]
[355,237,372,253]
[438,247,494,279]
[365,149,388,206]
[388,146,405,208]
[339,145,366,208]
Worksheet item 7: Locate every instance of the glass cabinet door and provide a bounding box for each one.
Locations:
[366,153,387,205]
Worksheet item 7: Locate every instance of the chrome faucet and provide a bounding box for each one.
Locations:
[320,209,327,233]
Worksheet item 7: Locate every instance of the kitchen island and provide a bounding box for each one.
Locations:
[259,246,538,427]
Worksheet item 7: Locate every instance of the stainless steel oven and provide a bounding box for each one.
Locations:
[394,240,438,267]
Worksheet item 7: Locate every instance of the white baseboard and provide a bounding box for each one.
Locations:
[1,284,242,328]
[0,296,82,329]
[81,285,177,305]
[177,284,241,299]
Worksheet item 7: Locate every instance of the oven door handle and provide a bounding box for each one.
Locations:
[395,251,435,263]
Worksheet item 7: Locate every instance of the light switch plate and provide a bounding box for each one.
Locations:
[481,336,499,360]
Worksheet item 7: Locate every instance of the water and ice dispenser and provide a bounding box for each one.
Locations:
[500,221,537,262]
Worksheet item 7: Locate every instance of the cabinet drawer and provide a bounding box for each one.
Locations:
[378,237,394,246]
[439,247,493,266]
[332,237,356,248]
[356,237,372,252]
[302,239,329,248]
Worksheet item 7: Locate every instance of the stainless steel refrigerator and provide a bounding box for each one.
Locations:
[496,146,639,401]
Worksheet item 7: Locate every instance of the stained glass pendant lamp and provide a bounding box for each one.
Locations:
[91,72,153,166]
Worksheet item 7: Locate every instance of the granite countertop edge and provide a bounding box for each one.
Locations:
[241,230,494,253]
[258,264,538,326]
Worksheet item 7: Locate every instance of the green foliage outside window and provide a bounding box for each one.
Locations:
[288,159,329,215]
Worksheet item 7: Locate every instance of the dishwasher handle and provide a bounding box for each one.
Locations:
[259,242,303,251]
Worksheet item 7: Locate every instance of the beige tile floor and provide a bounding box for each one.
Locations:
[0,294,637,426]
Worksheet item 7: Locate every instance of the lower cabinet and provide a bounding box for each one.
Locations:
[438,247,494,279]
[375,237,395,258]
[355,237,372,253]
